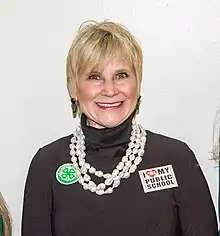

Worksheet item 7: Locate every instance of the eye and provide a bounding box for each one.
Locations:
[116,72,129,79]
[88,74,101,80]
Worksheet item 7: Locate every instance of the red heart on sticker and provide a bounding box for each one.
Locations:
[146,169,157,177]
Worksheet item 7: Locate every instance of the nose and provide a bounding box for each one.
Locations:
[101,80,119,97]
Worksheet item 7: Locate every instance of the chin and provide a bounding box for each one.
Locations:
[86,109,133,128]
[102,122,122,128]
[96,116,129,128]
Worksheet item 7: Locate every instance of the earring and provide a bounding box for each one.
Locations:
[136,95,141,115]
[70,98,78,118]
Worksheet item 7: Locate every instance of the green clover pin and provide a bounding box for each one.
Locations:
[56,163,78,185]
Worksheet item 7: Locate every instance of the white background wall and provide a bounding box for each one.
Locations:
[0,0,219,235]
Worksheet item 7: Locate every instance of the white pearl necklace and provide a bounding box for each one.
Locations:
[69,120,147,195]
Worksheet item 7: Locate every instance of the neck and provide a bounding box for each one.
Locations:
[80,113,134,149]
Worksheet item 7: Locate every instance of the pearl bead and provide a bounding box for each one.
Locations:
[129,154,135,161]
[97,183,105,190]
[126,148,132,155]
[105,177,113,186]
[81,167,87,174]
[123,172,130,179]
[96,189,104,195]
[84,163,90,169]
[141,136,146,142]
[113,176,120,181]
[116,162,124,170]
[105,187,113,194]
[71,137,76,142]
[80,152,86,158]
[112,169,119,177]
[88,181,95,187]
[122,166,129,173]
[71,156,77,162]
[125,161,132,167]
[134,157,142,165]
[88,181,96,192]
[78,178,84,184]
[70,149,75,155]
[103,173,111,179]
[83,174,91,182]
[118,172,124,178]
[133,148,138,154]
[129,165,137,173]
[122,156,128,162]
[90,186,96,192]
[76,150,81,156]
[79,160,85,166]
[83,183,88,190]
[113,179,120,188]
[95,171,103,177]
[89,167,96,174]
[69,143,74,149]
[138,149,145,155]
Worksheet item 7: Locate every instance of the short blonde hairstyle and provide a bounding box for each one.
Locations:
[0,193,12,236]
[66,20,143,96]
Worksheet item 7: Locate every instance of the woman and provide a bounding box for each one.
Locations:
[22,20,218,235]
[0,193,12,236]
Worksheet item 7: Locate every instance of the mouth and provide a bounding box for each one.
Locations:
[96,101,123,110]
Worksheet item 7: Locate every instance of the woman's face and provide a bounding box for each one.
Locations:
[75,57,139,128]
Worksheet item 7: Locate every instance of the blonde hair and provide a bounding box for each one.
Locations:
[66,20,143,97]
[213,109,220,162]
[0,193,12,236]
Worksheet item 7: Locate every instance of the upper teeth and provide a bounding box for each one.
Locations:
[98,102,121,107]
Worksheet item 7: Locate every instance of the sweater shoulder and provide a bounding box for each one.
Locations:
[30,134,73,168]
[145,130,197,165]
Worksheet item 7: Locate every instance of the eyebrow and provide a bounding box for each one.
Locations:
[85,71,101,77]
[115,68,132,73]
[84,67,133,77]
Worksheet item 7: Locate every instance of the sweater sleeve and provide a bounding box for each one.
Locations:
[21,149,53,236]
[174,143,218,235]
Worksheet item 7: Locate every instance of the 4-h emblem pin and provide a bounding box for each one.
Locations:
[56,163,78,185]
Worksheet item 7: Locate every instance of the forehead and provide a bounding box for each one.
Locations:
[85,56,134,75]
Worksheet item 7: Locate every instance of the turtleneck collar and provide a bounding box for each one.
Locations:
[80,113,134,149]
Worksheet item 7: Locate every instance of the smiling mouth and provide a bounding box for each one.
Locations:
[96,102,123,109]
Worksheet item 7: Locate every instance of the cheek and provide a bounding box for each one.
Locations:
[121,81,138,99]
[76,84,100,104]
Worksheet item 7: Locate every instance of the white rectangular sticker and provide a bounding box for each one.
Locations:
[138,164,178,193]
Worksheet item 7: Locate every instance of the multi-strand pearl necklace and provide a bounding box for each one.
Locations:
[69,120,147,195]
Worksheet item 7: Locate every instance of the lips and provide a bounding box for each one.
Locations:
[96,102,123,109]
